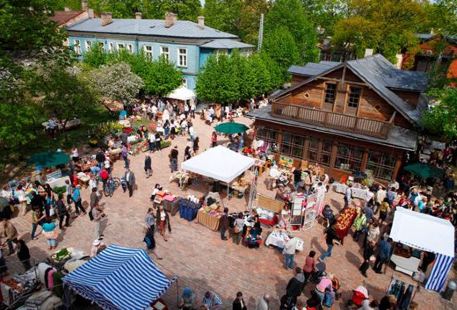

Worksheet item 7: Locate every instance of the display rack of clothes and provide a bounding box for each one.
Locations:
[386,277,417,310]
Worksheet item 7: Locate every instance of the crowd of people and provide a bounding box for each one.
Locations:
[0,96,455,310]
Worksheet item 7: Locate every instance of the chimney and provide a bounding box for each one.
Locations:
[164,12,177,28]
[88,9,94,18]
[101,12,113,26]
[64,7,71,12]
[81,0,88,11]
[364,48,374,57]
[197,16,205,28]
[135,12,142,20]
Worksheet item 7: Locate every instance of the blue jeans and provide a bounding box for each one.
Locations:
[284,254,295,269]
[320,244,334,260]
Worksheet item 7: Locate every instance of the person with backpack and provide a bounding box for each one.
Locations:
[56,193,70,230]
[281,267,305,309]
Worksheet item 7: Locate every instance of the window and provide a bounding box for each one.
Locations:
[85,40,92,52]
[306,137,319,162]
[73,40,81,56]
[127,44,133,53]
[117,43,125,51]
[324,83,337,104]
[256,128,277,145]
[335,143,364,172]
[281,133,304,159]
[178,48,187,67]
[98,42,105,49]
[181,78,188,88]
[109,42,114,52]
[347,86,362,108]
[367,151,396,180]
[160,46,170,61]
[143,45,153,60]
[319,140,332,166]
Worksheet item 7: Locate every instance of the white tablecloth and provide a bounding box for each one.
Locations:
[47,176,70,189]
[265,230,303,251]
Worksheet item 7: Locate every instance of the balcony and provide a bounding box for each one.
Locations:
[271,103,394,139]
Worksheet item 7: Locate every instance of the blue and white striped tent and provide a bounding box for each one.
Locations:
[63,245,175,310]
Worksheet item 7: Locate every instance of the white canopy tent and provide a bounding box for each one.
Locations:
[390,207,454,257]
[390,207,455,292]
[181,146,255,184]
[166,86,196,101]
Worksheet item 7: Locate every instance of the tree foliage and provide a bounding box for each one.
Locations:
[422,88,457,140]
[333,0,425,61]
[107,51,182,97]
[87,62,144,102]
[265,0,318,63]
[204,0,269,45]
[196,52,281,104]
[55,0,202,20]
[262,27,300,81]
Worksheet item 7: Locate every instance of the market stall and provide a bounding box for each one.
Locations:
[181,146,256,198]
[197,192,224,231]
[334,207,358,243]
[63,245,176,310]
[179,196,201,221]
[265,229,304,251]
[254,194,284,226]
[390,208,455,292]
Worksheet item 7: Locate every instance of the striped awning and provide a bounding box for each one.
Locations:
[63,245,174,310]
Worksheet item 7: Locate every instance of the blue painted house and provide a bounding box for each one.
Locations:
[66,13,253,90]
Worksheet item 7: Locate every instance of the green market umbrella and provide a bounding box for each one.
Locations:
[403,163,444,179]
[214,122,249,135]
[29,151,70,168]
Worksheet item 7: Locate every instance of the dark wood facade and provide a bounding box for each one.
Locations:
[253,60,424,182]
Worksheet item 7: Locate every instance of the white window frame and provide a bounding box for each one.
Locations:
[85,40,92,52]
[74,39,81,56]
[127,44,133,53]
[117,43,125,51]
[160,46,170,61]
[143,45,153,61]
[182,78,188,88]
[177,48,188,68]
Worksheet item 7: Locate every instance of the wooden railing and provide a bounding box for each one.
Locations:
[271,103,393,138]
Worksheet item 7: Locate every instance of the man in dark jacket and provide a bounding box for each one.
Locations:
[282,267,305,308]
[124,168,136,197]
[219,207,229,240]
[232,291,247,310]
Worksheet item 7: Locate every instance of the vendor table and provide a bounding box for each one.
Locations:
[333,183,370,200]
[265,230,304,251]
[47,176,70,189]
[162,196,180,216]
[334,207,357,242]
[196,209,221,231]
[390,254,421,276]
[179,199,201,221]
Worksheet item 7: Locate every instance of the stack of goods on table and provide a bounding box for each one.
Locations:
[257,208,279,226]
[231,177,250,198]
[1,268,39,307]
[161,193,180,216]
[334,207,357,242]
[179,195,201,221]
[265,229,304,251]
[197,203,223,231]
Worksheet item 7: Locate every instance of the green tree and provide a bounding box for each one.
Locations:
[87,62,144,102]
[83,43,109,68]
[204,0,269,45]
[302,0,347,37]
[265,0,318,63]
[422,88,457,140]
[262,27,300,81]
[107,51,182,96]
[333,0,425,62]
[422,0,457,35]
[29,65,99,128]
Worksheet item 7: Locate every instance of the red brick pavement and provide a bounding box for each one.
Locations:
[5,116,456,309]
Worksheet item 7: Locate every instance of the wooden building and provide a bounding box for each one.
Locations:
[249,54,428,182]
